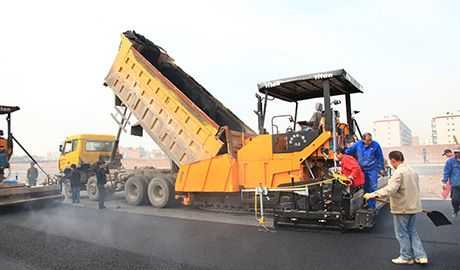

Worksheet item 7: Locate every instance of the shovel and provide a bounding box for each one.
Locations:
[424,210,452,226]
[375,198,452,227]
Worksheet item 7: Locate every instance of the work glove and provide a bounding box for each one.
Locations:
[442,182,448,190]
[363,193,377,201]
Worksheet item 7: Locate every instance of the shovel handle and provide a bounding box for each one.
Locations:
[373,197,430,213]
[373,197,388,204]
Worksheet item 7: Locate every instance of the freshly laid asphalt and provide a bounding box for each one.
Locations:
[0,200,458,270]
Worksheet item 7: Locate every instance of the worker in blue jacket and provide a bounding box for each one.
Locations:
[442,147,460,218]
[346,132,384,208]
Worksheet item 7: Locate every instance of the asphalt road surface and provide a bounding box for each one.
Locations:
[0,200,458,270]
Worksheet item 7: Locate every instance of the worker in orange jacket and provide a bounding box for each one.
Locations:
[0,130,9,154]
[0,130,10,181]
[336,147,365,188]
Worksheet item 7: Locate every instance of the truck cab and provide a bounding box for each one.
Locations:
[58,134,116,172]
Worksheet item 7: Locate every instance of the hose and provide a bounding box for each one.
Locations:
[262,172,352,192]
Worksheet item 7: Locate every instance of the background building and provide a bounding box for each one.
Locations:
[119,147,167,160]
[373,115,412,147]
[383,144,460,164]
[411,136,420,146]
[431,111,460,145]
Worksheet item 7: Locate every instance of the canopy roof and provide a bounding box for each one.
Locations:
[257,69,363,102]
[0,105,20,115]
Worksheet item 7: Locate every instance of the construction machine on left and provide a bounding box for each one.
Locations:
[0,105,63,207]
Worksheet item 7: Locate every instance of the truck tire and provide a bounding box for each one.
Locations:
[125,176,147,205]
[147,176,174,208]
[86,176,99,201]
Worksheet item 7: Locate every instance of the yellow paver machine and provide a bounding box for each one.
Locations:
[103,31,387,229]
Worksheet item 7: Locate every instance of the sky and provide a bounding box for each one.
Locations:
[1,0,460,156]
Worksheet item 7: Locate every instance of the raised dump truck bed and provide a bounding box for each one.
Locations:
[104,31,254,166]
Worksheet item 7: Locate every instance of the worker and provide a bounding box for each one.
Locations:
[311,103,324,128]
[345,132,384,208]
[441,148,453,199]
[0,130,10,182]
[303,103,323,130]
[0,130,7,153]
[0,149,7,182]
[70,164,81,204]
[442,149,453,159]
[26,162,38,186]
[336,147,364,189]
[442,147,460,218]
[95,161,107,209]
[62,167,72,194]
[298,103,324,131]
[364,151,428,265]
[334,111,347,145]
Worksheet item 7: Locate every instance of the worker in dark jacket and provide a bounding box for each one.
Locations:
[27,162,38,186]
[70,164,81,204]
[95,161,108,209]
[345,132,384,208]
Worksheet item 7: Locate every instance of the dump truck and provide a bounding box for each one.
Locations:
[56,133,170,204]
[57,134,122,199]
[100,31,387,229]
[0,105,63,207]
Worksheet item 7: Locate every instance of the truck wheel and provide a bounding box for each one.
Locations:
[86,176,99,201]
[125,176,147,205]
[147,177,174,208]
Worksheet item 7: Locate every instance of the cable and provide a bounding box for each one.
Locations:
[248,172,352,230]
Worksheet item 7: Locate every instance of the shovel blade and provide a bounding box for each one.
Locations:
[427,211,452,227]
